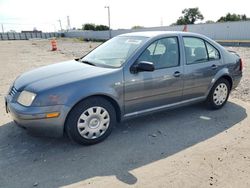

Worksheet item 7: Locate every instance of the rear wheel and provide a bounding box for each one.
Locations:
[206,78,230,109]
[66,97,116,145]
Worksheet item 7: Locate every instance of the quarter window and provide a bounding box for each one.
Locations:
[183,37,208,64]
[138,37,179,69]
[206,42,220,60]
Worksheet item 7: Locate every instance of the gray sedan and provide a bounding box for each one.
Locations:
[5,31,242,145]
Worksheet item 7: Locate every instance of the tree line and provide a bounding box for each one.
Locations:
[81,24,109,31]
[80,8,249,31]
[132,9,250,29]
[175,8,250,25]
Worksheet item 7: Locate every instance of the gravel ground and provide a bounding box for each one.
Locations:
[0,39,250,188]
[227,47,250,102]
[35,38,101,58]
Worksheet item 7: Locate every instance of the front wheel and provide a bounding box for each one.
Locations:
[65,97,116,145]
[206,78,230,110]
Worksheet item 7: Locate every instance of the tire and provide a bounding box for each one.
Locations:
[206,78,230,110]
[65,97,116,145]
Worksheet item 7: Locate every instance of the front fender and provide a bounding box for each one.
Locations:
[66,87,123,111]
[63,73,124,116]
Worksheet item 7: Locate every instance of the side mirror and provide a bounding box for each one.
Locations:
[130,61,155,73]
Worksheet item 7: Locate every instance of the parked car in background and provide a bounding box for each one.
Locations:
[5,31,242,145]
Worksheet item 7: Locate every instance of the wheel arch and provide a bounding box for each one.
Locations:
[64,94,122,134]
[219,75,233,90]
[206,73,233,98]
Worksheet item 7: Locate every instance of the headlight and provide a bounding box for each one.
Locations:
[17,90,37,106]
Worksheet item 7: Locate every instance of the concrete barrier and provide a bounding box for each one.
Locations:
[64,21,250,41]
[0,32,61,40]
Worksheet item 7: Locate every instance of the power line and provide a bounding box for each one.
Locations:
[0,22,58,32]
[0,22,56,25]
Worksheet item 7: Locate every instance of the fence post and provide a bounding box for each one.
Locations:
[0,33,2,40]
[6,32,9,40]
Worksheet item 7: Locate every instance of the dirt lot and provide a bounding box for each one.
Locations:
[0,39,250,188]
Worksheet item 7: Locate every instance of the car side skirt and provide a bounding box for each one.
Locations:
[122,96,206,120]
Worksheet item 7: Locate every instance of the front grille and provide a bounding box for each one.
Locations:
[9,86,18,97]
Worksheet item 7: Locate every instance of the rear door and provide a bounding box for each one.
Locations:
[182,37,221,100]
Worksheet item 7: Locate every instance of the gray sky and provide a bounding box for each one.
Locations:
[0,0,249,32]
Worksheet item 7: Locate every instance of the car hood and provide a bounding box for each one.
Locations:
[14,60,116,92]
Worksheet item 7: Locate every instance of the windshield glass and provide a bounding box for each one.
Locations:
[81,36,148,68]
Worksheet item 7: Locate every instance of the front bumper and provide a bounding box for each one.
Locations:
[5,95,70,137]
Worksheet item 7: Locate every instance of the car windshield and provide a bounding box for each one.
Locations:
[81,36,148,68]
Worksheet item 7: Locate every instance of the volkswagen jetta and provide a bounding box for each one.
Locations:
[5,31,242,145]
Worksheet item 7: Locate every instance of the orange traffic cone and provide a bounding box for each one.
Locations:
[51,39,57,51]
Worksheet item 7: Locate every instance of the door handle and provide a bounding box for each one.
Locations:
[211,64,218,70]
[173,71,181,77]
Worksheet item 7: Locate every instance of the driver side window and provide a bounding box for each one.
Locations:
[138,37,179,69]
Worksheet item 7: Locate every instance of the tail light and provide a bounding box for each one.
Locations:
[239,58,243,71]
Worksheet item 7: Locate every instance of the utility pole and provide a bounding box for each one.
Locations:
[104,6,111,39]
[67,16,71,30]
[58,19,62,31]
[160,17,163,26]
[53,24,56,32]
[1,24,4,33]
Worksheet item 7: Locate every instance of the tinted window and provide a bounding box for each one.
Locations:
[138,37,179,69]
[206,42,220,60]
[183,37,208,64]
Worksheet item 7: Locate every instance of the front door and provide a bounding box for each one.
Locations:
[124,37,184,115]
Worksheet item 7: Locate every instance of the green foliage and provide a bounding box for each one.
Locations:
[176,17,187,25]
[95,25,109,31]
[131,25,144,29]
[82,23,96,30]
[176,7,204,25]
[217,13,250,22]
[82,23,110,31]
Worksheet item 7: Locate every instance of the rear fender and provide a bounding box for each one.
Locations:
[205,68,231,97]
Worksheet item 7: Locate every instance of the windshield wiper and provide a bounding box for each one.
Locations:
[79,60,96,66]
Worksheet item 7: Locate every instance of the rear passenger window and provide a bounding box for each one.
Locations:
[206,42,220,60]
[183,37,208,64]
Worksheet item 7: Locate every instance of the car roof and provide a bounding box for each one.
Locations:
[118,31,204,38]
